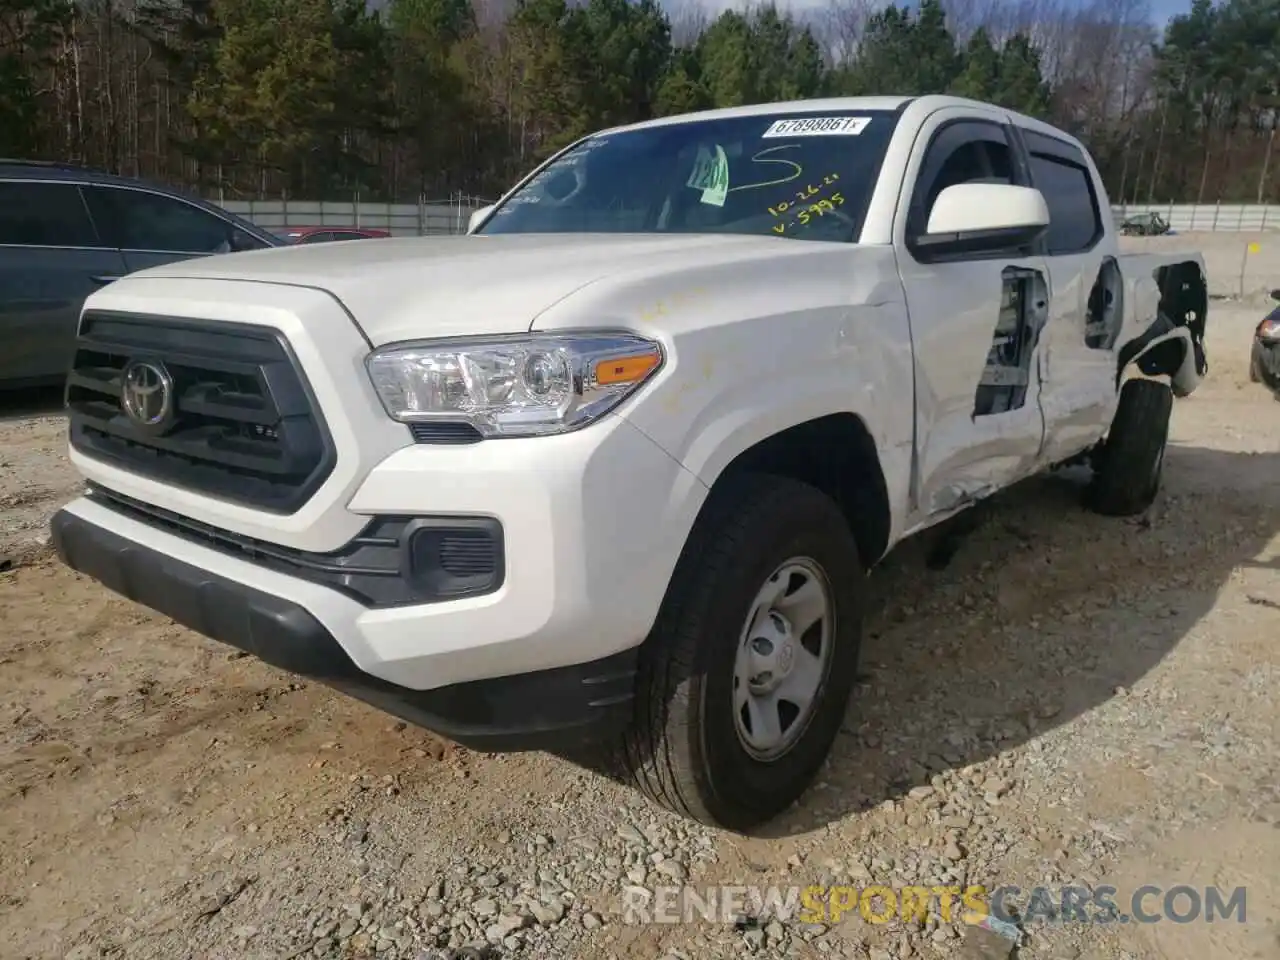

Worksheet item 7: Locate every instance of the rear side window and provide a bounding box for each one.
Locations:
[1024,134,1101,254]
[331,231,367,241]
[83,185,236,253]
[299,231,334,244]
[0,181,101,247]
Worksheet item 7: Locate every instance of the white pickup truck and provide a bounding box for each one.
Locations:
[52,95,1208,831]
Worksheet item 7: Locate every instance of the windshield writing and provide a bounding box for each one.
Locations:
[479,110,900,242]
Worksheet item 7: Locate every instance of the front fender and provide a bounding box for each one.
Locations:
[531,242,918,546]
[620,298,916,546]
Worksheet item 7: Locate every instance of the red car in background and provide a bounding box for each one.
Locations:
[279,226,391,244]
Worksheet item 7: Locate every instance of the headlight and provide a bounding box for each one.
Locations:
[1258,317,1280,342]
[366,332,664,437]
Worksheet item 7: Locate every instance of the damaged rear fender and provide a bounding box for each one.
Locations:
[1114,256,1209,398]
[1125,326,1200,397]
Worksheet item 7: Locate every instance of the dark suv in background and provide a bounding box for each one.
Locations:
[0,161,281,388]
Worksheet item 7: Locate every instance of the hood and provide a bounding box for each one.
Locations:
[133,233,807,344]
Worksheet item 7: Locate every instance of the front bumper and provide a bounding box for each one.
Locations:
[51,503,638,751]
[1252,337,1280,395]
[53,403,707,749]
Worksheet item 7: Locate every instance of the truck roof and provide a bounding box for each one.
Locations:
[602,95,1090,158]
[612,96,915,133]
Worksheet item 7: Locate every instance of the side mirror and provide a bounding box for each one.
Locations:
[468,205,496,234]
[1271,288,1280,302]
[912,183,1050,261]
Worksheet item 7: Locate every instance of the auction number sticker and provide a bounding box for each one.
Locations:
[761,116,871,138]
[685,144,730,207]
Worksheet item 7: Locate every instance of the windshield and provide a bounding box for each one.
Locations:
[479,110,901,243]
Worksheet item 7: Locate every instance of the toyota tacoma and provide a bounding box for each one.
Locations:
[51,96,1209,830]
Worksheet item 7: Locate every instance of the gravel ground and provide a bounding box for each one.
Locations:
[1,301,1278,960]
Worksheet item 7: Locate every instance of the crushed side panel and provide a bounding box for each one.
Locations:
[973,267,1049,417]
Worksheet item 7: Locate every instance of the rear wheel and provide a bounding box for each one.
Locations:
[617,474,864,831]
[1087,378,1173,517]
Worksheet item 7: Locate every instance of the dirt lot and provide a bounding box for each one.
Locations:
[1121,230,1277,300]
[2,262,1278,960]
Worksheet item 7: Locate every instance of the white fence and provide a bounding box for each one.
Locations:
[1111,203,1280,232]
[215,197,485,237]
[214,197,1280,236]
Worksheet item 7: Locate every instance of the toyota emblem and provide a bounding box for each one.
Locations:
[120,360,175,432]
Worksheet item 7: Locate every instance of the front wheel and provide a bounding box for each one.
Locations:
[617,475,864,831]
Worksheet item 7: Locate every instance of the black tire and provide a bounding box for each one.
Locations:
[616,474,864,831]
[1087,378,1173,517]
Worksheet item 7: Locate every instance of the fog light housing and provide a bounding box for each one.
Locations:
[402,518,504,599]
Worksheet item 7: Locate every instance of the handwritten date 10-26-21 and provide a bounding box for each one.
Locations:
[769,190,846,234]
[767,173,840,215]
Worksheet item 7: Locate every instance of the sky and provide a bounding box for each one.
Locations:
[1113,0,1192,20]
[1147,0,1193,20]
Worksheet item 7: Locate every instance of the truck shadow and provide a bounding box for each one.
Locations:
[0,384,65,423]
[563,443,1279,838]
[750,442,1280,838]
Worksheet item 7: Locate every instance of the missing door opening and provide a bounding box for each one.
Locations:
[1086,256,1124,351]
[974,267,1049,417]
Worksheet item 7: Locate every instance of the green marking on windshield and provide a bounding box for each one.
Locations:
[686,145,729,208]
